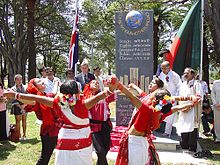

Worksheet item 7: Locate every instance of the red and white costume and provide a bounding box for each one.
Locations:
[53,97,92,165]
[116,92,172,165]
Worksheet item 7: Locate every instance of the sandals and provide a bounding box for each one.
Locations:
[193,150,213,158]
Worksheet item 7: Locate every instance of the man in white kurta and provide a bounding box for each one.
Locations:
[176,67,203,152]
[211,77,220,143]
[44,67,61,94]
[159,61,182,136]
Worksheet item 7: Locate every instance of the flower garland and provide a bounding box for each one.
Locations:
[155,95,175,112]
[61,94,77,108]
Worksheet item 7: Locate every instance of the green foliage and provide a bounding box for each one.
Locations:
[79,0,178,72]
[0,0,219,81]
[35,0,72,72]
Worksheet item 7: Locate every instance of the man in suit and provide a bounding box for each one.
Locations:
[75,58,95,90]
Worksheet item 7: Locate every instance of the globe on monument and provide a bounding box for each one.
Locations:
[125,10,143,29]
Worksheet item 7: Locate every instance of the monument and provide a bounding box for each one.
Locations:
[115,10,154,126]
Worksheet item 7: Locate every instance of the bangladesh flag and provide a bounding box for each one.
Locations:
[167,0,201,75]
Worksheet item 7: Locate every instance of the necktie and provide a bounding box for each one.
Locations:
[84,74,87,83]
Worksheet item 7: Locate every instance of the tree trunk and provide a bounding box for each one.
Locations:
[0,56,7,86]
[0,1,28,86]
[26,0,36,81]
[8,60,15,88]
[204,0,220,63]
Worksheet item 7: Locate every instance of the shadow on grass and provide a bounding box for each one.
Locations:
[199,138,220,151]
[0,141,16,160]
[199,138,220,162]
[20,137,40,145]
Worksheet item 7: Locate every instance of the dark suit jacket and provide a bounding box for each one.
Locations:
[75,72,95,90]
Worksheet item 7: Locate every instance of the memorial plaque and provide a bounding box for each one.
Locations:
[115,10,154,126]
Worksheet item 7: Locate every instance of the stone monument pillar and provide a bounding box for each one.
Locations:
[115,10,154,126]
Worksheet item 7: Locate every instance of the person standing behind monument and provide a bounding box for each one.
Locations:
[155,49,171,76]
[211,71,220,143]
[176,67,203,152]
[159,61,182,137]
[75,58,95,90]
[93,66,105,91]
[195,74,209,102]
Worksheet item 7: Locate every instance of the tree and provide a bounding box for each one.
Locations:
[0,0,28,87]
[204,0,220,65]
[81,0,174,74]
[26,0,36,81]
[0,0,72,86]
[34,0,72,74]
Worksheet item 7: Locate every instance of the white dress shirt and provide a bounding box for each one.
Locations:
[176,79,203,134]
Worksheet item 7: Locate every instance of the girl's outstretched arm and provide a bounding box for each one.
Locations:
[4,90,54,107]
[171,103,192,113]
[84,90,112,109]
[108,76,142,109]
[128,83,144,95]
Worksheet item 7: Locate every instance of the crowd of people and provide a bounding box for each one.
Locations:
[0,56,219,165]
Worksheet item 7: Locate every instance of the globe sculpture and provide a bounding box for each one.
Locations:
[125,10,143,29]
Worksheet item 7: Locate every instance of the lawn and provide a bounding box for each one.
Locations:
[198,137,220,165]
[0,112,115,165]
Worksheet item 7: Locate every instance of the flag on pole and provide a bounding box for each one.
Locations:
[68,0,79,71]
[167,0,201,75]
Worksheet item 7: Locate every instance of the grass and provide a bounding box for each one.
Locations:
[198,137,220,165]
[0,112,49,165]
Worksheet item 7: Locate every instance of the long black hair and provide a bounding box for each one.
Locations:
[60,80,79,95]
[154,77,164,88]
[155,89,173,114]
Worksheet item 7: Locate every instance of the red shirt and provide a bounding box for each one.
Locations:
[89,94,115,132]
[25,93,61,137]
[53,97,89,127]
[130,92,173,134]
[132,103,152,134]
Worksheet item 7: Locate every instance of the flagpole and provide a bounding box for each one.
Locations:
[199,0,204,81]
[197,0,204,144]
[75,0,79,77]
